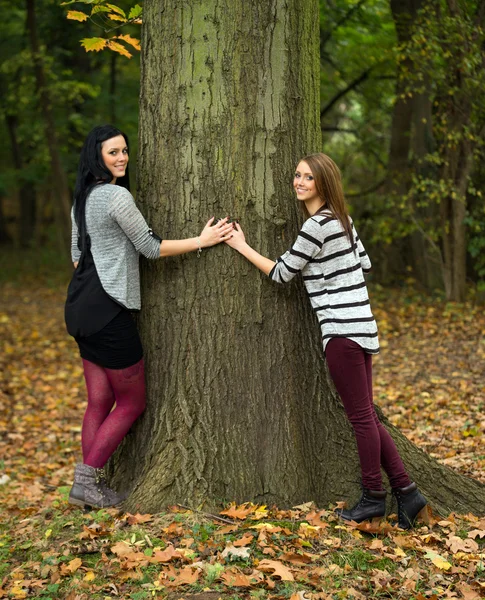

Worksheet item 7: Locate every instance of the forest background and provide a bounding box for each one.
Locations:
[0,1,485,599]
[1,0,485,301]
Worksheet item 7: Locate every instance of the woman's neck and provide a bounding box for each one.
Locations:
[305,198,326,216]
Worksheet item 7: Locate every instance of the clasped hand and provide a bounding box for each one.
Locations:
[199,217,245,249]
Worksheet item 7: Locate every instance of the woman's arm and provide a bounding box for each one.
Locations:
[226,220,324,282]
[110,187,234,259]
[160,217,235,258]
[224,223,276,275]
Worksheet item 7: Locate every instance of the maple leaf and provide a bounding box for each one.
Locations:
[106,40,132,58]
[232,533,254,547]
[151,545,182,562]
[220,569,252,587]
[468,529,485,539]
[445,535,479,553]
[220,502,255,519]
[257,559,294,581]
[66,10,88,22]
[163,565,200,587]
[116,34,141,51]
[60,557,82,575]
[81,37,107,52]
[126,512,153,525]
[110,541,133,557]
[279,551,313,565]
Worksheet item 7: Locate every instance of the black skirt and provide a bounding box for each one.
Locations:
[75,308,143,369]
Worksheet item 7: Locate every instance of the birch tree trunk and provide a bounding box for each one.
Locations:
[111,0,485,516]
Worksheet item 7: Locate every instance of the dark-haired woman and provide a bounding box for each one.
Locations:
[225,153,427,529]
[66,125,234,509]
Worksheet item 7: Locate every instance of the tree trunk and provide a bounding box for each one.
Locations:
[25,0,71,255]
[441,136,472,302]
[0,193,12,245]
[111,0,485,516]
[5,114,37,247]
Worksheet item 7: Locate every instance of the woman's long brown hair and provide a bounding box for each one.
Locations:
[300,153,354,245]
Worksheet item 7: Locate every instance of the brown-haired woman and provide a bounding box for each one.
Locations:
[225,153,427,529]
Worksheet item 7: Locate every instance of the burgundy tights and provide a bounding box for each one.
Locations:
[326,338,411,491]
[81,358,146,468]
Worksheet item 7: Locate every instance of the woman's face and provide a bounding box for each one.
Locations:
[293,161,319,203]
[101,135,129,182]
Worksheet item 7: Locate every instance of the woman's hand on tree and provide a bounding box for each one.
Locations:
[199,217,235,248]
[224,221,246,251]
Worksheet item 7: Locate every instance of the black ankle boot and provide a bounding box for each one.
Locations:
[337,488,387,523]
[392,482,427,529]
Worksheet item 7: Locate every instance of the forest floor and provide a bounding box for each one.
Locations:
[0,276,484,600]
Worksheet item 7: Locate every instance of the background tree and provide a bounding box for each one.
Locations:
[107,0,485,516]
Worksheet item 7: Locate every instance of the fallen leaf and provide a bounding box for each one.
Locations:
[257,559,294,581]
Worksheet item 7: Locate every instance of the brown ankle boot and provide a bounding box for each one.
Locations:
[68,464,123,509]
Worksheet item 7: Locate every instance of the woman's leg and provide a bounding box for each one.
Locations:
[364,354,411,489]
[326,338,384,490]
[84,358,146,468]
[81,359,116,461]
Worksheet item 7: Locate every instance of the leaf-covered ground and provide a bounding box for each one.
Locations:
[0,281,484,600]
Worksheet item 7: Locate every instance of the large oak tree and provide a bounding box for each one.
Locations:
[110,0,485,516]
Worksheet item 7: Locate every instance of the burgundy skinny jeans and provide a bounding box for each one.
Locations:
[325,338,411,491]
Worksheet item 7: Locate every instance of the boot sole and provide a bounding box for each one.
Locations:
[337,512,385,524]
[68,495,96,510]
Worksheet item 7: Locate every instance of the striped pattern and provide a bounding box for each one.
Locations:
[269,212,379,354]
[71,184,161,310]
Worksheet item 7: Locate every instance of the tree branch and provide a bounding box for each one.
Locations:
[322,126,358,134]
[320,0,368,51]
[321,67,374,119]
[346,178,387,198]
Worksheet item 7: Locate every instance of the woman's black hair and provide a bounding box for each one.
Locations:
[73,124,130,235]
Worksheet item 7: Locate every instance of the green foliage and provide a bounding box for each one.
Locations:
[62,0,142,57]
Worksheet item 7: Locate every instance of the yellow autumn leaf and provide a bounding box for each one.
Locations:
[67,557,83,573]
[67,10,88,22]
[45,529,52,538]
[106,3,126,16]
[10,586,27,599]
[84,571,96,582]
[425,550,452,571]
[107,40,132,59]
[108,13,127,22]
[116,34,141,51]
[81,37,107,53]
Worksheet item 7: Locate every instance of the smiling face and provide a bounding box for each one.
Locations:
[293,160,321,204]
[101,135,129,183]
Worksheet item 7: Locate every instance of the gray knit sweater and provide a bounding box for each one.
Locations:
[71,184,161,310]
[269,211,379,354]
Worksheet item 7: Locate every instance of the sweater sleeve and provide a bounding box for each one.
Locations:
[269,218,323,283]
[352,221,371,273]
[71,206,81,263]
[109,187,161,260]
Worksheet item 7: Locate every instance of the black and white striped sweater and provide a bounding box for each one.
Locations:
[269,211,379,354]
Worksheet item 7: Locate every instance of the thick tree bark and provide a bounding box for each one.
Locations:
[111,0,485,516]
